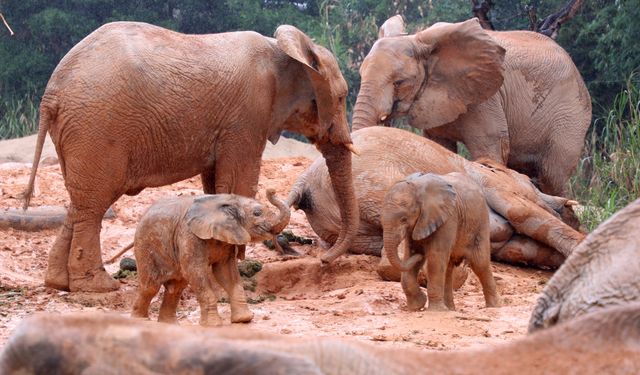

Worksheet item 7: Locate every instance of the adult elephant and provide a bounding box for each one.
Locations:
[288,127,584,271]
[352,16,591,195]
[529,198,640,332]
[22,22,358,293]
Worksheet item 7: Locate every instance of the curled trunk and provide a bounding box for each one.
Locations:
[383,228,422,271]
[266,189,290,234]
[317,142,359,264]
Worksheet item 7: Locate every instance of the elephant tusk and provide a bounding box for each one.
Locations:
[565,200,579,207]
[380,115,388,122]
[345,143,360,156]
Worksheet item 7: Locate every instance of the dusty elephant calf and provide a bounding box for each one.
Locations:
[382,172,500,311]
[3,305,640,374]
[131,189,289,326]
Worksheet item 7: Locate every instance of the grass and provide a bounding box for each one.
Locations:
[0,95,39,140]
[569,78,640,231]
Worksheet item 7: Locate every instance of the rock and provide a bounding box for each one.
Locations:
[120,257,137,272]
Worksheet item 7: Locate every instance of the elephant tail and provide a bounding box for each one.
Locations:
[104,242,134,265]
[22,101,56,210]
[528,293,562,333]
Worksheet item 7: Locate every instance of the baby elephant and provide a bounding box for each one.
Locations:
[382,172,500,311]
[131,189,290,326]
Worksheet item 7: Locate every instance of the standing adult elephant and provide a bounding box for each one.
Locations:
[23,22,358,293]
[352,16,591,195]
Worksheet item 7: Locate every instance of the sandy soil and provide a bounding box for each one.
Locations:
[0,137,550,352]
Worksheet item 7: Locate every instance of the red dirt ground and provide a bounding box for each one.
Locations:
[0,149,551,351]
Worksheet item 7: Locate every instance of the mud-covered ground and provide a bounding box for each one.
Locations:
[0,139,551,351]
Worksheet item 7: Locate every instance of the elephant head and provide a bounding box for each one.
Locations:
[382,173,456,271]
[275,26,359,264]
[352,17,505,131]
[185,190,290,245]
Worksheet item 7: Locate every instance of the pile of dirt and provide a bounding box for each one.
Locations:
[0,136,551,351]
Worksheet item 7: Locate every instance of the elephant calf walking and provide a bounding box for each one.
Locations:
[131,190,289,326]
[382,172,500,311]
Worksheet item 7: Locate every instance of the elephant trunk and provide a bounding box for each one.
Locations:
[317,142,359,264]
[351,83,385,132]
[382,227,422,272]
[266,189,290,235]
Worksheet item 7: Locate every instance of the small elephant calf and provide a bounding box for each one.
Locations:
[131,189,289,326]
[382,172,500,311]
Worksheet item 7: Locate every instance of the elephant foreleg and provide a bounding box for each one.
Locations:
[459,97,510,164]
[400,244,427,311]
[212,253,253,323]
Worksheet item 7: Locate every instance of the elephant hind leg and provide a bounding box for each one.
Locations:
[131,277,162,319]
[158,279,188,324]
[466,239,500,308]
[44,214,73,291]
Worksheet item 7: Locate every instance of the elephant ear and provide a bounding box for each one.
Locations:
[378,15,407,38]
[275,25,351,145]
[412,18,505,128]
[411,174,457,241]
[185,195,251,245]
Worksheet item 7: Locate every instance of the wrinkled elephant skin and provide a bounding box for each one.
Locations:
[132,191,289,326]
[288,127,584,274]
[22,22,358,293]
[382,172,500,311]
[3,306,640,374]
[353,17,591,196]
[529,198,640,332]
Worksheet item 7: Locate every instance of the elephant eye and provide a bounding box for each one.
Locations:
[393,79,405,88]
[253,208,263,217]
[400,217,408,224]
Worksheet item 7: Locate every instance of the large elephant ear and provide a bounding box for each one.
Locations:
[378,15,407,38]
[412,18,505,128]
[275,25,349,144]
[411,174,457,241]
[185,195,251,245]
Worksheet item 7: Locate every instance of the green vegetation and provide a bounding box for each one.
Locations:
[570,78,640,231]
[1,0,638,227]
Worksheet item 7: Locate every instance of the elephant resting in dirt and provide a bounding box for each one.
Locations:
[3,306,639,374]
[288,127,584,276]
[529,198,640,332]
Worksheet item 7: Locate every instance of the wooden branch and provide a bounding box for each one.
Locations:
[471,0,495,30]
[526,1,539,31]
[0,13,14,36]
[536,0,584,39]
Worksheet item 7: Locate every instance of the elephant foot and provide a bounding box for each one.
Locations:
[158,315,179,324]
[44,269,70,291]
[200,315,223,327]
[406,292,427,311]
[231,308,254,323]
[69,267,120,293]
[427,301,449,311]
[485,296,502,308]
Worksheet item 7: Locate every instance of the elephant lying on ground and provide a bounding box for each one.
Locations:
[3,306,639,374]
[130,190,289,326]
[289,127,584,274]
[22,22,358,293]
[352,16,591,195]
[529,198,640,332]
[382,172,499,310]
